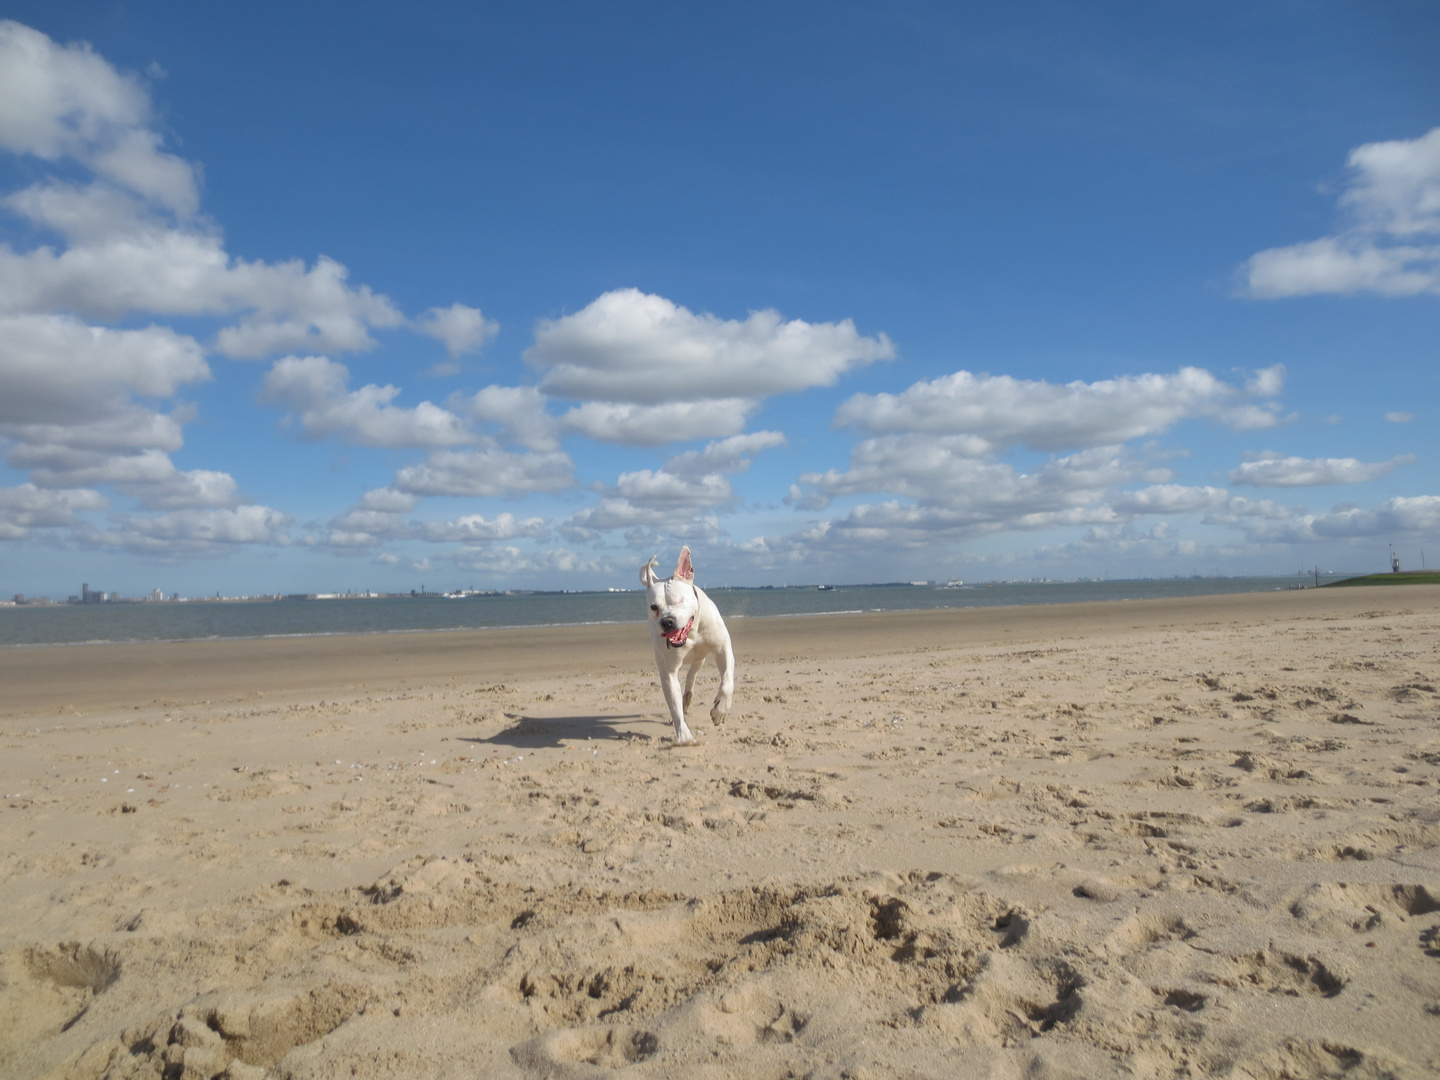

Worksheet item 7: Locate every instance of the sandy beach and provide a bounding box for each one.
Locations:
[2,586,1439,1079]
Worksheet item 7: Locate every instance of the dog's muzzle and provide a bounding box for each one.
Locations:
[664,617,694,648]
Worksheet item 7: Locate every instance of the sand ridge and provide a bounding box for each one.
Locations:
[1,586,1439,1078]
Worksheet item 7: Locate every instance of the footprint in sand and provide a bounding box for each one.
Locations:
[0,943,121,1053]
[509,1025,659,1072]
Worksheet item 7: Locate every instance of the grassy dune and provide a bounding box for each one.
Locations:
[1326,570,1440,586]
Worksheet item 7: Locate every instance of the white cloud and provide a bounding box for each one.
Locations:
[0,313,209,424]
[358,486,420,515]
[663,431,787,476]
[567,431,785,535]
[1215,495,1440,545]
[210,258,404,358]
[1243,238,1439,298]
[312,528,386,551]
[124,469,240,510]
[0,313,234,512]
[260,356,472,448]
[451,545,610,576]
[568,498,669,532]
[1201,495,1302,526]
[620,517,724,551]
[82,504,292,557]
[1309,495,1440,539]
[559,398,756,445]
[570,482,733,533]
[615,470,736,508]
[527,288,894,404]
[1245,367,1287,396]
[751,482,1244,567]
[413,513,550,544]
[1228,452,1413,488]
[3,410,187,460]
[0,221,406,356]
[1042,522,1213,564]
[558,523,603,545]
[457,385,560,451]
[1386,412,1413,424]
[318,487,420,547]
[0,483,105,540]
[0,20,198,215]
[834,366,1286,453]
[393,447,575,497]
[1341,127,1440,237]
[1241,127,1440,298]
[374,552,433,573]
[11,445,175,487]
[414,303,498,369]
[772,424,1335,567]
[1223,403,1291,432]
[5,181,156,243]
[1108,484,1230,515]
[16,446,240,510]
[794,439,1159,510]
[0,25,404,357]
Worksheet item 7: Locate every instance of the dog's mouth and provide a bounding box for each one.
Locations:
[664,617,694,648]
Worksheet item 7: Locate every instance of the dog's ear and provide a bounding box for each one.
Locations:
[674,546,694,582]
[640,555,660,586]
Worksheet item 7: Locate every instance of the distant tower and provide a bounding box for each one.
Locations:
[1392,552,1401,573]
[82,582,91,603]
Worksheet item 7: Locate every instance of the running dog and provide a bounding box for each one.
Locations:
[640,547,734,745]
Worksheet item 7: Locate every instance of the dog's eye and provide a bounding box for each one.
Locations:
[650,605,660,613]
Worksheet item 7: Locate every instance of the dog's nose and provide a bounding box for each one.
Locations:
[659,615,676,632]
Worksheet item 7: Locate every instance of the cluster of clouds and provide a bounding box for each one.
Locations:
[0,21,371,554]
[752,364,1415,567]
[300,289,874,560]
[0,19,890,565]
[0,18,1432,583]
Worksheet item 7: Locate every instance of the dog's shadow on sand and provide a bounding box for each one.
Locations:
[461,713,652,749]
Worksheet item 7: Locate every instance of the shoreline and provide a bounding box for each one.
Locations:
[0,574,1356,651]
[0,586,1405,719]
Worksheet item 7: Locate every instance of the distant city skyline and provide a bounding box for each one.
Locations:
[1,559,1404,609]
[0,5,1436,598]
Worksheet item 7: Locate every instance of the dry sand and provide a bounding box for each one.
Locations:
[2,586,1439,1079]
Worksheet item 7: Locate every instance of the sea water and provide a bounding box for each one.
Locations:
[0,577,1330,648]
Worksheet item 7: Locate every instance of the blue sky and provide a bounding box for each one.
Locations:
[0,1,1436,596]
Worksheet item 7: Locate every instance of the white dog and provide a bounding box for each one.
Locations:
[641,547,734,745]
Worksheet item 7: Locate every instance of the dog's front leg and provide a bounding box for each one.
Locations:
[659,667,696,745]
[710,639,734,723]
[682,655,704,711]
